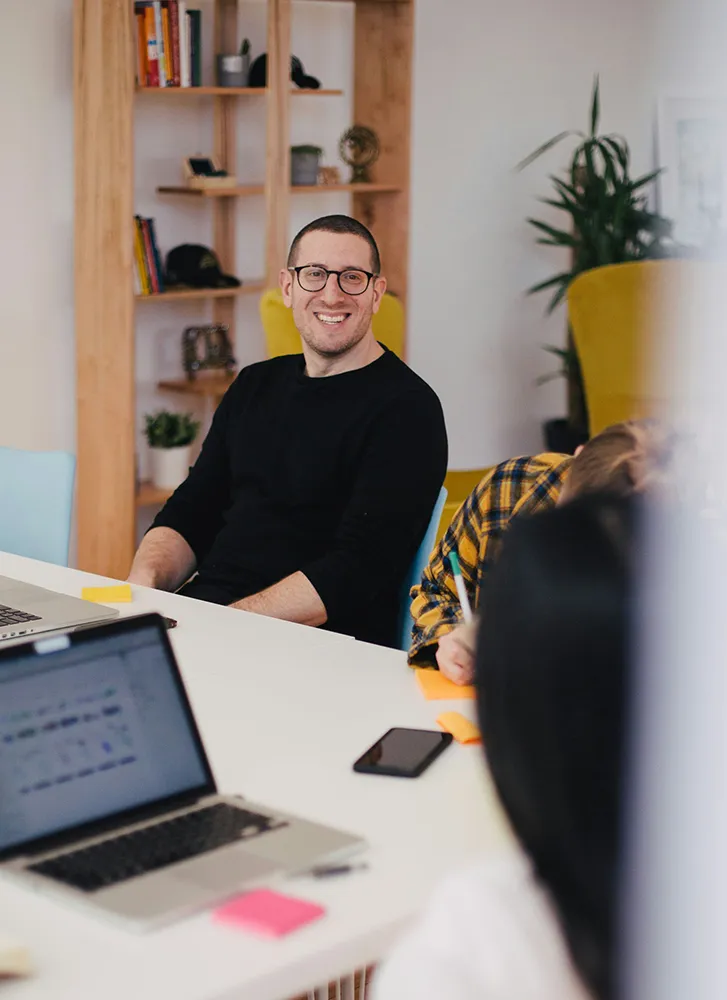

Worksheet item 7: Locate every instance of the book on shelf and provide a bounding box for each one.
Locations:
[134,2,200,87]
[133,216,166,296]
[188,8,201,86]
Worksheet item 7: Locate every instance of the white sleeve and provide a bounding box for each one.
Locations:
[371,866,497,1000]
[370,856,589,1000]
[372,923,484,1000]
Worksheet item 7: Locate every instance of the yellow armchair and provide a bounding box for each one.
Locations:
[567,261,683,436]
[260,287,405,359]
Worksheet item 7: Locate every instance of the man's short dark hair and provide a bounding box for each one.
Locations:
[287,214,381,273]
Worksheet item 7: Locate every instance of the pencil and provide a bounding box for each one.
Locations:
[448,551,473,624]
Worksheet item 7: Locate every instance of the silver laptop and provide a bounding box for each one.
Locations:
[0,614,364,930]
[0,576,119,643]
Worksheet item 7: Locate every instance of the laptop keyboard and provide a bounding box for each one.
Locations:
[28,803,287,893]
[0,605,41,627]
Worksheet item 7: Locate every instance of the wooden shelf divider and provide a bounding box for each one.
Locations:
[136,481,173,508]
[157,375,237,399]
[135,282,265,302]
[136,86,343,96]
[292,182,400,194]
[157,184,265,197]
[157,182,400,198]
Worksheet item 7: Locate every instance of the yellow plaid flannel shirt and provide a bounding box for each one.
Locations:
[409,453,572,664]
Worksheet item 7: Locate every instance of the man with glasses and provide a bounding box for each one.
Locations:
[128,215,447,647]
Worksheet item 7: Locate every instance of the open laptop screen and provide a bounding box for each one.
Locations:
[0,618,211,855]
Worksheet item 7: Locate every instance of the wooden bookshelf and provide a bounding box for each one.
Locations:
[292,183,400,194]
[136,481,173,508]
[157,182,400,197]
[157,375,236,399]
[136,86,343,96]
[135,282,265,302]
[75,0,415,577]
[157,184,266,197]
[292,89,344,96]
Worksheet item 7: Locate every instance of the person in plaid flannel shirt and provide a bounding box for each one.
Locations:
[409,420,676,683]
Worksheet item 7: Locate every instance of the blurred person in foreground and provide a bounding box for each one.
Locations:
[374,492,636,1000]
[410,419,673,682]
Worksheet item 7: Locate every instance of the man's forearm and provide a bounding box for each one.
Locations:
[231,571,327,626]
[127,526,197,592]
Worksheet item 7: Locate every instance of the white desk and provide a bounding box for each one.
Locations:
[0,552,512,1000]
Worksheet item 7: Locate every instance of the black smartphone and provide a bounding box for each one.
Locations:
[353,727,453,778]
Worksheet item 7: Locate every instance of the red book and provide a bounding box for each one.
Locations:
[141,218,159,293]
[144,7,159,87]
[168,2,181,86]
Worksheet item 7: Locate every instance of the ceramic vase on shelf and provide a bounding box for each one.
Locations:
[291,146,323,186]
[149,445,191,491]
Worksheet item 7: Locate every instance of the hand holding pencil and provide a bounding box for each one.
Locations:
[448,551,473,623]
[434,550,476,686]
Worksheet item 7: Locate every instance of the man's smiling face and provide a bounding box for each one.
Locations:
[281,229,385,359]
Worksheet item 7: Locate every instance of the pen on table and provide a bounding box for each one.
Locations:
[448,551,473,624]
[293,863,369,880]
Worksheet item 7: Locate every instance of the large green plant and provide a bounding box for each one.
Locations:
[519,77,673,434]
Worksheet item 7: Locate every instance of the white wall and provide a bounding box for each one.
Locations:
[0,0,75,452]
[0,0,709,472]
[408,0,657,467]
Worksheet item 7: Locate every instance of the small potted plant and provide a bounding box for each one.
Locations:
[291,144,323,186]
[144,410,200,491]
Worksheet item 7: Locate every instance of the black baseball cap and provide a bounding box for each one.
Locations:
[248,54,320,89]
[165,245,241,289]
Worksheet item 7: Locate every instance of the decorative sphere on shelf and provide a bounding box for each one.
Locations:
[339,126,380,184]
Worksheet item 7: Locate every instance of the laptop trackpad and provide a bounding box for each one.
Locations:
[177,848,280,891]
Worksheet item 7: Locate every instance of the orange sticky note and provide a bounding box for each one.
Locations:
[81,584,132,604]
[415,668,475,701]
[437,711,481,744]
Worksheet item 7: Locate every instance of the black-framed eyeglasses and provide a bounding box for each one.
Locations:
[288,265,377,296]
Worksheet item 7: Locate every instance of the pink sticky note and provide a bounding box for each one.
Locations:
[213,889,325,938]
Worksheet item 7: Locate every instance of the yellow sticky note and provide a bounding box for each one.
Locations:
[81,584,132,604]
[415,668,475,701]
[437,711,481,744]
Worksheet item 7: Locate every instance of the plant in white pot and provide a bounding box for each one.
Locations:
[144,410,200,491]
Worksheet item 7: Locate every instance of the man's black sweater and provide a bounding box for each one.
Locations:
[152,347,448,647]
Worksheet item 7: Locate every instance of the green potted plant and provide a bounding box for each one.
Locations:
[144,410,200,491]
[518,77,673,448]
[291,144,323,186]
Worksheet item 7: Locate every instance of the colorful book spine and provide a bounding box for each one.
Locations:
[147,218,166,294]
[168,1,181,87]
[144,6,159,87]
[135,11,147,86]
[161,5,172,84]
[140,218,159,293]
[133,217,150,295]
[187,10,201,86]
[153,1,167,87]
[132,255,142,296]
[178,1,189,86]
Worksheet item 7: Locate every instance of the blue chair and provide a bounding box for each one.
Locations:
[0,447,76,566]
[397,486,448,650]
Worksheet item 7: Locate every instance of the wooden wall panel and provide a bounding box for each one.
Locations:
[213,0,239,332]
[353,0,413,327]
[266,0,292,284]
[74,0,135,576]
